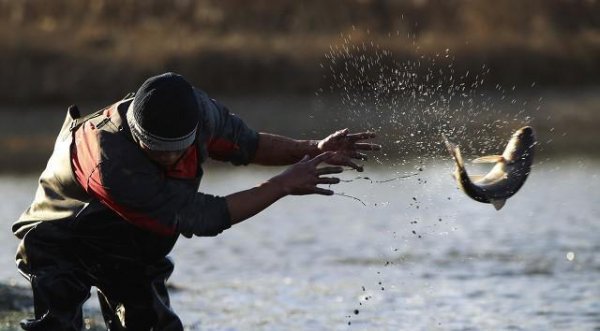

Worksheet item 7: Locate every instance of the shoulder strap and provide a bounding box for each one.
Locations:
[121,92,135,100]
[68,95,133,132]
[68,105,105,132]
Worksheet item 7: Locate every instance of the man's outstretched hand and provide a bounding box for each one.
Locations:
[227,132,381,225]
[317,129,382,172]
[227,152,345,224]
[269,152,343,196]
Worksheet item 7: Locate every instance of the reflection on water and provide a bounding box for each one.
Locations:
[1,158,598,330]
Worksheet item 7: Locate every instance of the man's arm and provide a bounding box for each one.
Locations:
[252,129,381,171]
[252,133,320,165]
[226,152,343,225]
[222,127,381,226]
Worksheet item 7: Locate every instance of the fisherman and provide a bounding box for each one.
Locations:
[13,72,380,330]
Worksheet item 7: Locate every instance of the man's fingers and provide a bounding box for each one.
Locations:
[299,154,310,163]
[347,132,377,141]
[335,128,350,136]
[312,187,334,196]
[310,151,335,165]
[350,152,368,160]
[353,142,382,151]
[340,159,363,172]
[320,154,364,172]
[316,177,340,185]
[315,166,344,176]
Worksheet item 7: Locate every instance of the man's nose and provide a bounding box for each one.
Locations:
[160,153,181,164]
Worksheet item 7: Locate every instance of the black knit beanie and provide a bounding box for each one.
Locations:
[127,72,199,151]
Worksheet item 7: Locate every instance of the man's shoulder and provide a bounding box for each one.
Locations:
[76,101,150,169]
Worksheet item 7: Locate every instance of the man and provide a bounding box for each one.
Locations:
[13,72,380,330]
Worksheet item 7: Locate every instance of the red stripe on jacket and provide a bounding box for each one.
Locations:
[72,115,177,237]
[208,137,239,161]
[165,146,198,179]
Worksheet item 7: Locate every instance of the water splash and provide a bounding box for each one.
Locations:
[317,31,536,167]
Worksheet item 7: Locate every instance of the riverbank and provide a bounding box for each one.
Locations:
[0,282,106,331]
[0,0,598,104]
[0,283,34,331]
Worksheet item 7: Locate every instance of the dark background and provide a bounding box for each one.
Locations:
[0,0,598,172]
[0,0,598,103]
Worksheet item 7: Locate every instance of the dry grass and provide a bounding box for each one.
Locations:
[0,0,598,104]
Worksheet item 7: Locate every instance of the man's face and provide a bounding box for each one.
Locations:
[139,142,187,168]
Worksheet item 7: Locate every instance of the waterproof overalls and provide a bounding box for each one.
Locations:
[12,89,259,330]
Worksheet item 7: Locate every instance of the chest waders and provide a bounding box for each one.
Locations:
[17,103,184,331]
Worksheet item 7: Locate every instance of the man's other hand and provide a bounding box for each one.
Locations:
[317,129,382,172]
[269,152,343,196]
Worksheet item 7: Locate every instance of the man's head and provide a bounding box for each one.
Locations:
[127,72,199,167]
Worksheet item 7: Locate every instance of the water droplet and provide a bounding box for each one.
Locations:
[566,252,575,261]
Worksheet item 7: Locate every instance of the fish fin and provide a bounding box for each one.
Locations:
[468,174,485,183]
[442,134,464,168]
[490,199,506,211]
[472,155,504,164]
[454,146,465,169]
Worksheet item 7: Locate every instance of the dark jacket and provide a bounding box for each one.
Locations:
[13,89,259,239]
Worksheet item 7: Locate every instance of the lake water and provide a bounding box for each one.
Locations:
[1,157,598,331]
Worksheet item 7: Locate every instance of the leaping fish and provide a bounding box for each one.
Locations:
[442,126,536,210]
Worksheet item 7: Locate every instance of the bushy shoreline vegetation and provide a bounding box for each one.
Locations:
[0,0,597,104]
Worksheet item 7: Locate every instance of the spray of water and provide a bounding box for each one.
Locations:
[316,31,535,167]
[314,30,541,327]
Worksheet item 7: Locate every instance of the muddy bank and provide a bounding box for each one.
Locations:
[0,282,106,330]
[0,283,30,312]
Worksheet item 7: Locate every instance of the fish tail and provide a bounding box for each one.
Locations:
[442,133,465,169]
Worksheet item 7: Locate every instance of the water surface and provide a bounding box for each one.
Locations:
[1,158,598,330]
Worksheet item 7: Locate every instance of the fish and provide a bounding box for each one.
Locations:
[442,126,536,210]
